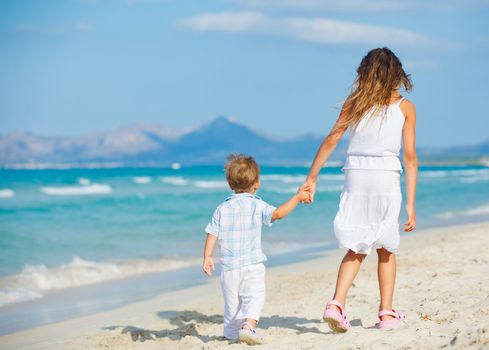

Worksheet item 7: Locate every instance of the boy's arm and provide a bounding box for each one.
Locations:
[272,185,311,221]
[203,233,217,276]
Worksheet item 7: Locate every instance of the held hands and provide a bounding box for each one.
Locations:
[298,180,316,204]
[296,183,313,203]
[404,204,416,232]
[202,256,214,276]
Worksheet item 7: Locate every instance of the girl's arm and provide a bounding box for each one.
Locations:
[400,99,418,232]
[203,233,217,276]
[302,103,349,203]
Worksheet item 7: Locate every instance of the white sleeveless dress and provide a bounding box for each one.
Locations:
[333,98,406,255]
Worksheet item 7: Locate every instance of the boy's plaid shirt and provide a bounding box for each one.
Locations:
[205,193,276,271]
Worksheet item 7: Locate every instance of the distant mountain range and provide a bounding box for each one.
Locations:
[0,116,488,168]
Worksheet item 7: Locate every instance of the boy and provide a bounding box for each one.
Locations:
[203,154,311,345]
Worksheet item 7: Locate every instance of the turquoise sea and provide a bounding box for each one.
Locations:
[0,165,488,313]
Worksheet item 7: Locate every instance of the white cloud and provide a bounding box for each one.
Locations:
[178,11,456,49]
[178,11,266,33]
[230,0,489,12]
[279,17,432,47]
[230,0,410,12]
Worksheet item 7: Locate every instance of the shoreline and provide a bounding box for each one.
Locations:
[1,218,487,333]
[1,215,487,335]
[0,242,334,336]
[2,220,489,349]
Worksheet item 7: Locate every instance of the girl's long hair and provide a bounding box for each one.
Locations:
[336,47,413,132]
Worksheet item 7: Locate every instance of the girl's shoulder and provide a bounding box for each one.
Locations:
[399,97,415,110]
[399,97,416,119]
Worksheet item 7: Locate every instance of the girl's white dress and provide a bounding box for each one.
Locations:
[334,98,406,254]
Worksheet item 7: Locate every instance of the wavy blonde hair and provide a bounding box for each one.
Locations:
[335,47,413,132]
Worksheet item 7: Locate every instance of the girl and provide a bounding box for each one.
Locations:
[301,47,418,332]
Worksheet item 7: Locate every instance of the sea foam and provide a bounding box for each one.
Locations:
[420,171,449,178]
[40,184,112,196]
[436,203,489,220]
[266,185,342,194]
[420,168,489,179]
[160,176,188,186]
[194,180,228,189]
[0,189,14,198]
[459,174,489,184]
[261,174,344,183]
[319,174,345,181]
[0,256,199,307]
[133,176,152,184]
[263,241,332,256]
[261,175,306,183]
[78,177,91,186]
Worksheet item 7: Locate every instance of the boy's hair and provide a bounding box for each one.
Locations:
[225,154,260,193]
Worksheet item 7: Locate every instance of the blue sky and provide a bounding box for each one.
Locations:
[1,0,488,147]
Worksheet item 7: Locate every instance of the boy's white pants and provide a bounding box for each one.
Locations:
[220,262,266,340]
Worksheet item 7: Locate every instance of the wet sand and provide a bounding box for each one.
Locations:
[2,222,488,349]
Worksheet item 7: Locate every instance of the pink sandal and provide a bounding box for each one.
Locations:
[377,309,407,330]
[323,300,351,333]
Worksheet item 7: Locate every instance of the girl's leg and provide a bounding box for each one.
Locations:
[377,248,396,320]
[329,249,366,312]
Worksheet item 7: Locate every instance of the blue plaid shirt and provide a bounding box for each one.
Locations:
[205,193,276,271]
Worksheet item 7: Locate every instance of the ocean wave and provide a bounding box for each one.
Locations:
[420,171,449,178]
[319,174,345,181]
[265,187,298,194]
[324,161,343,167]
[436,203,489,220]
[0,189,15,198]
[4,162,125,170]
[420,168,489,179]
[0,256,200,307]
[78,177,91,186]
[450,169,489,176]
[160,176,188,186]
[133,176,152,184]
[0,287,43,307]
[263,241,332,255]
[261,175,306,183]
[266,185,342,194]
[194,180,228,189]
[261,174,344,183]
[459,174,489,184]
[40,184,112,196]
[317,185,343,192]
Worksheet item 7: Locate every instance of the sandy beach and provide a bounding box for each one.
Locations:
[2,222,488,350]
